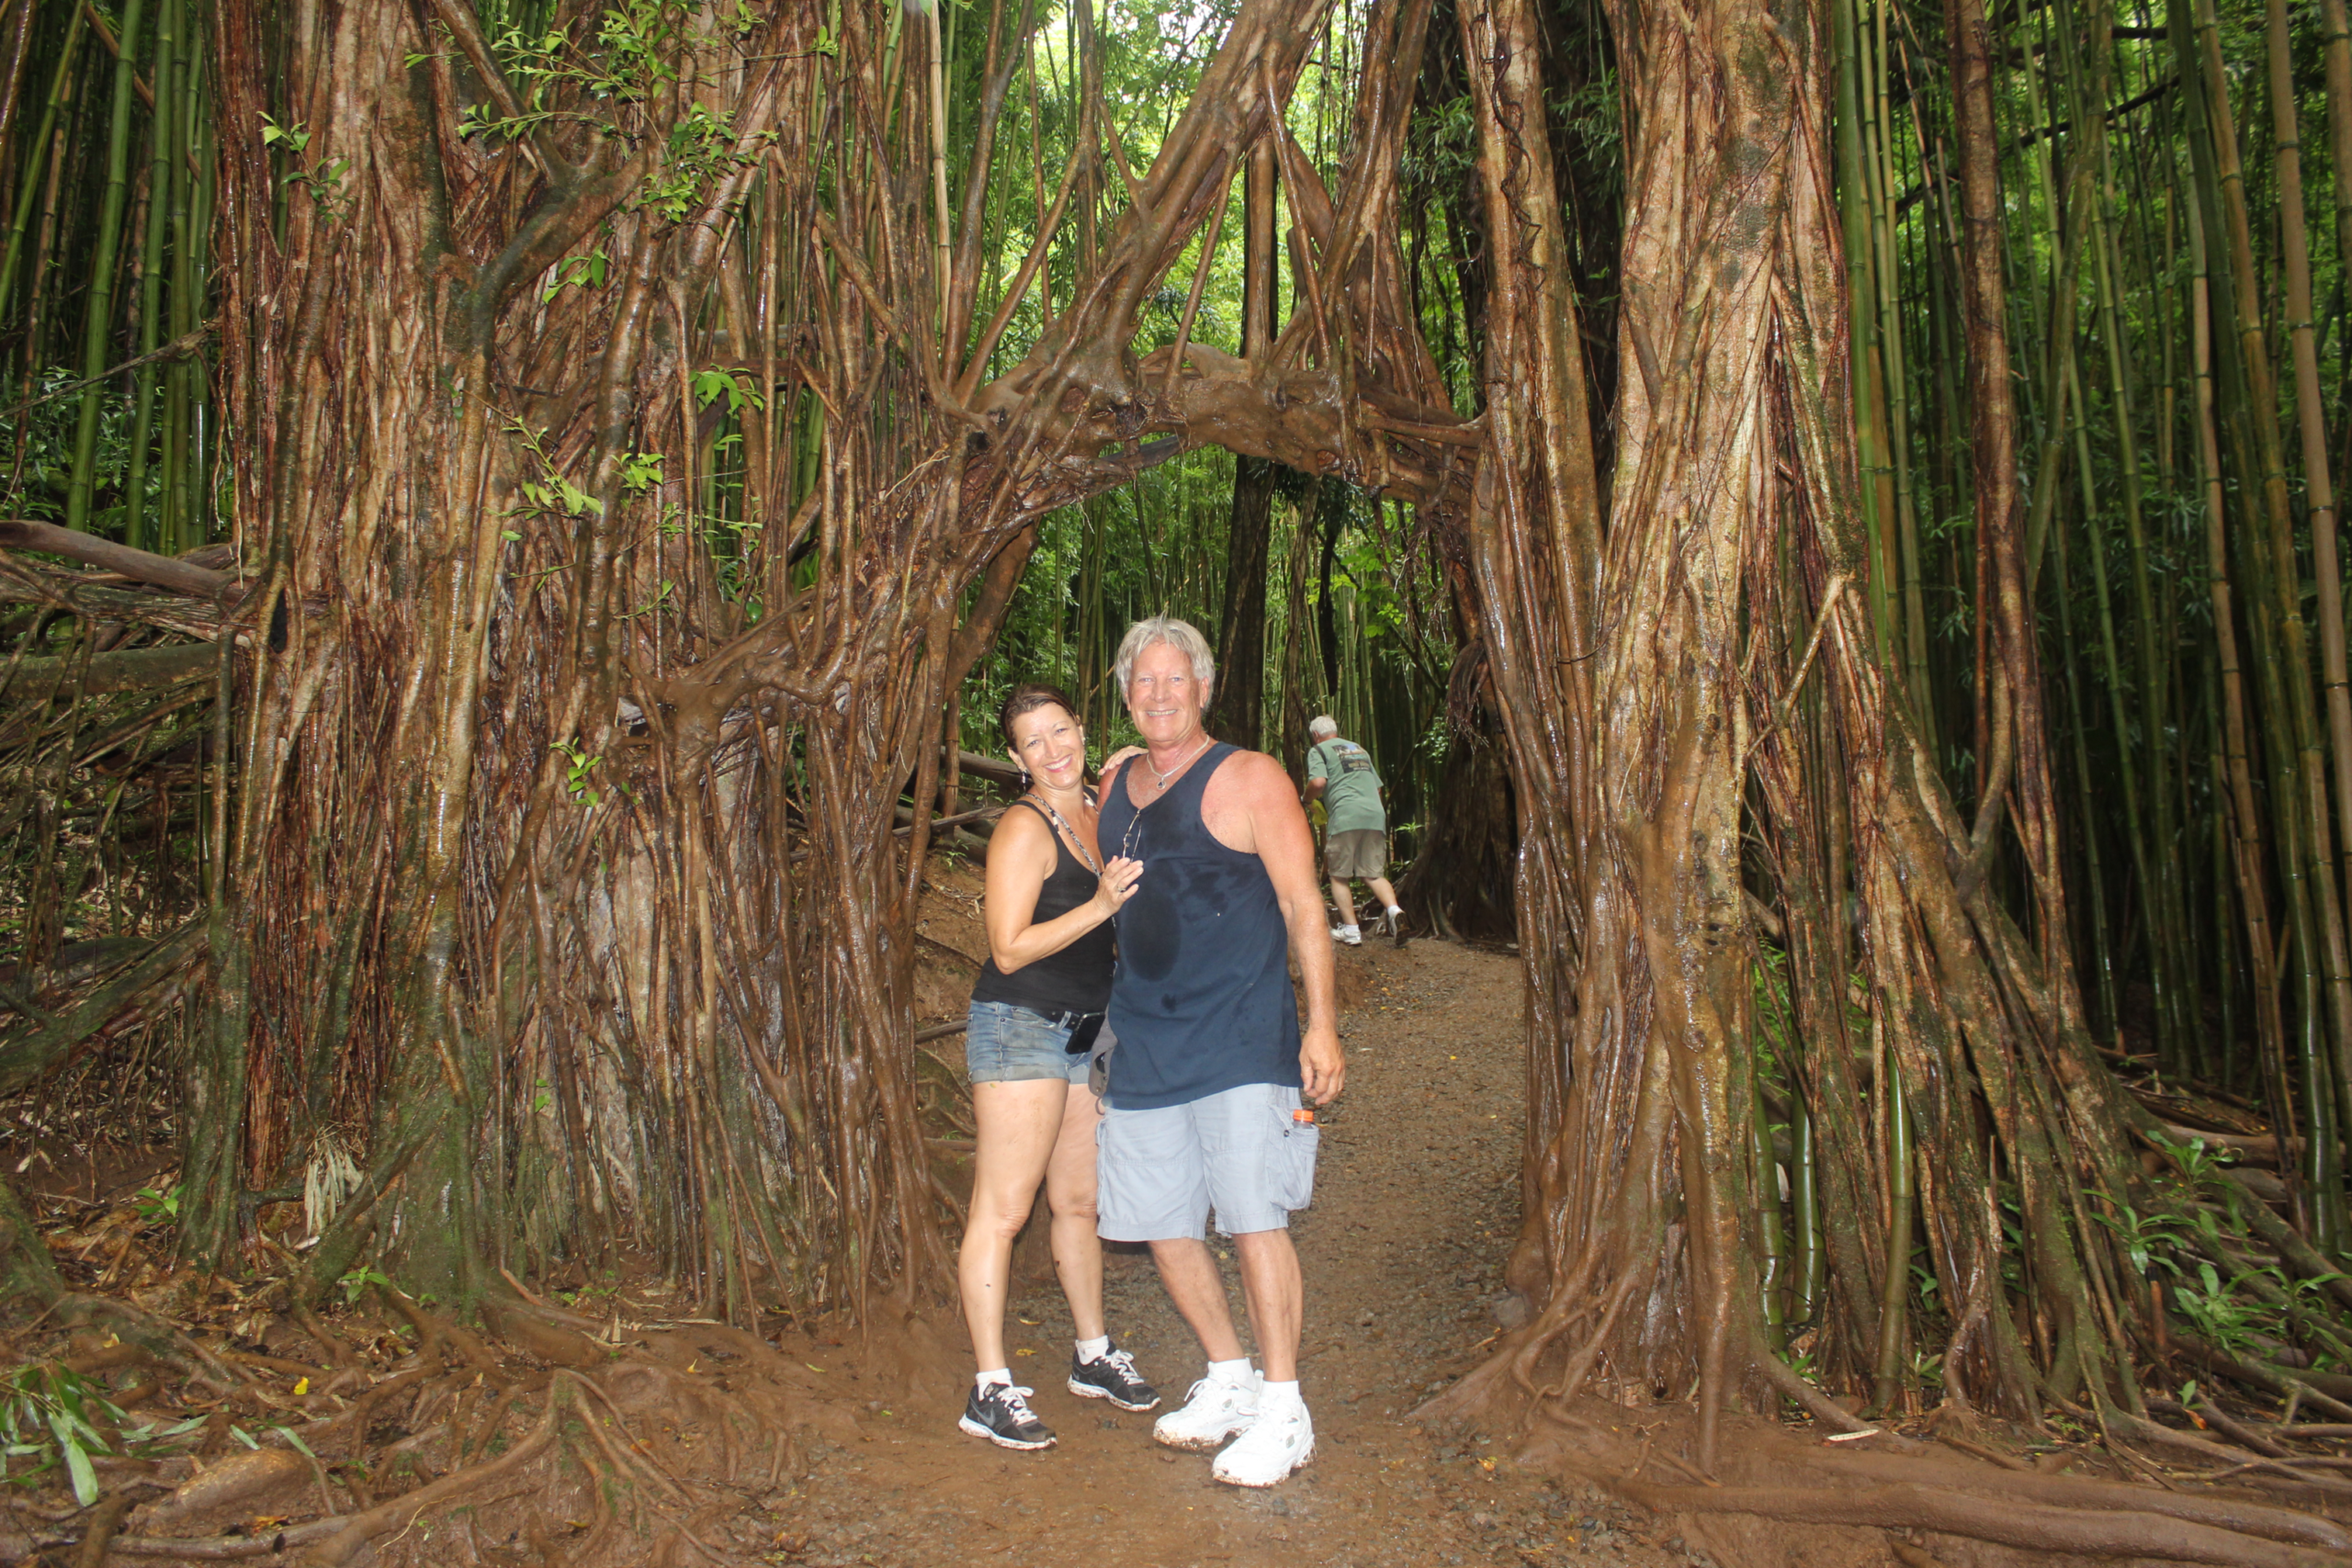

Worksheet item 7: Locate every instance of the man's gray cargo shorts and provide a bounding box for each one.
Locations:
[1096,1081,1320,1241]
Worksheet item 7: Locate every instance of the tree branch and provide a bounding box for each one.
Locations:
[0,520,238,598]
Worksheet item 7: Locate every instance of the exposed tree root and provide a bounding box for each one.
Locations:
[2104,1409,2352,1503]
[1610,1477,2349,1566]
[69,1492,132,1568]
[1822,1449,2352,1551]
[295,1397,559,1566]
[0,1211,850,1568]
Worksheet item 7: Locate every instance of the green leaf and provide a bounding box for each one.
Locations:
[62,1433,98,1506]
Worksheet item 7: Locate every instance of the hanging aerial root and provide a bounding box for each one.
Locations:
[1609,1478,2349,1567]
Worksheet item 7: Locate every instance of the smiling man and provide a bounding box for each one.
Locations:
[1095,615,1343,1488]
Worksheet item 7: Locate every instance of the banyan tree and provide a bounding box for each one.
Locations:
[5,0,2352,1529]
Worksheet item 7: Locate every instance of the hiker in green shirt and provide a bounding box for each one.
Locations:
[1304,716,1403,945]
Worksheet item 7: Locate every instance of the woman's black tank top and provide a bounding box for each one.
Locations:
[970,798,1116,1015]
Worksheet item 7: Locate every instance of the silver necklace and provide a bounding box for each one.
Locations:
[1026,789,1101,875]
[1146,735,1212,792]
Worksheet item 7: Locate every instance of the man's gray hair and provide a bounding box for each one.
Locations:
[1307,715,1340,741]
[1114,615,1216,695]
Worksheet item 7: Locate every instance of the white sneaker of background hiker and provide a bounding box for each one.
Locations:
[1213,1396,1314,1486]
[1154,1370,1261,1450]
[1330,923,1362,945]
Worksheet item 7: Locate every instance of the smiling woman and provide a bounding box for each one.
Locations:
[955,683,1157,1450]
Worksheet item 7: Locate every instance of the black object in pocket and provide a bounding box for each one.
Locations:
[1064,1011,1106,1056]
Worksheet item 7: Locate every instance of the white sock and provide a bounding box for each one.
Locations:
[1208,1357,1255,1387]
[1385,906,1404,919]
[976,1367,1012,1390]
[1260,1378,1304,1411]
[1075,1336,1111,1362]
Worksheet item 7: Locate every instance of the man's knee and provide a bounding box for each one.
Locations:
[1148,1235,1211,1271]
[1228,1227,1297,1258]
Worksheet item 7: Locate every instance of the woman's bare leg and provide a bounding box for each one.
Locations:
[1044,1079,1107,1341]
[960,1078,1070,1371]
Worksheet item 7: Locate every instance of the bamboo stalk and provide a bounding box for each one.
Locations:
[122,0,175,553]
[1873,1046,1915,1409]
[0,3,86,318]
[2266,0,2352,939]
[1835,0,1900,666]
[2192,0,2352,1245]
[62,0,147,535]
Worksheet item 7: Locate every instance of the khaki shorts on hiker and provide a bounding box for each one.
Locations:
[1096,1082,1319,1240]
[1325,828,1386,879]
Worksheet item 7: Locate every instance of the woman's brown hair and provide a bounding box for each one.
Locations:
[998,683,1083,760]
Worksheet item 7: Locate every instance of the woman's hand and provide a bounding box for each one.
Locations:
[1092,855,1144,919]
[1100,745,1146,776]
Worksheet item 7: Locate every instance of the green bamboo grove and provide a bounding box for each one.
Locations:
[0,0,213,555]
[1804,0,2352,1257]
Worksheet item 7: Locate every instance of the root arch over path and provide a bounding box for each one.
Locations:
[6,3,2345,1555]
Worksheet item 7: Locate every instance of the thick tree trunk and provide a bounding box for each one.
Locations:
[196,0,964,1316]
[178,0,1458,1327]
[1210,145,1283,750]
[1431,0,2167,1456]
[1210,456,1280,748]
[1393,643,1518,942]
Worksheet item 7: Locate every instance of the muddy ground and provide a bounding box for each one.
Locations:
[4,860,1699,1568]
[7,855,2335,1567]
[857,863,1684,1568]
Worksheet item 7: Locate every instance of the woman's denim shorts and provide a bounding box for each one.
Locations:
[964,998,1094,1086]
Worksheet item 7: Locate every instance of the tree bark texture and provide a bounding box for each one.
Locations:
[188,0,1479,1322]
[1430,0,2164,1454]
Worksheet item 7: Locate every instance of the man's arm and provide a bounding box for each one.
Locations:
[1303,741,1330,806]
[1210,751,1344,1102]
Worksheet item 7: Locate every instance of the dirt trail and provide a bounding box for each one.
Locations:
[783,927,1683,1568]
[12,874,2340,1567]
[0,891,1692,1568]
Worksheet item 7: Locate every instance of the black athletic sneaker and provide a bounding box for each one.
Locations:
[959,1382,1056,1450]
[1068,1342,1161,1411]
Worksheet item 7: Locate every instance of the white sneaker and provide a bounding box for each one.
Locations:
[1330,924,1362,945]
[1212,1400,1314,1486]
[1153,1372,1261,1450]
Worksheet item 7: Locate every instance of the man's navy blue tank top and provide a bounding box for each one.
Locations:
[1099,743,1301,1109]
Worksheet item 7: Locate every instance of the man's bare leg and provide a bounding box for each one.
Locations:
[1231,1229,1303,1382]
[1328,878,1358,928]
[1148,1236,1248,1363]
[1366,874,1398,913]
